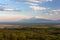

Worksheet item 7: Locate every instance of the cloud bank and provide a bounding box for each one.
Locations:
[0,14,47,22]
[29,5,49,10]
[0,6,20,11]
[12,0,53,3]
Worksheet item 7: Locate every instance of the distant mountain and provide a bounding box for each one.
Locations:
[17,18,60,25]
[0,18,60,25]
[19,18,60,23]
[19,18,51,23]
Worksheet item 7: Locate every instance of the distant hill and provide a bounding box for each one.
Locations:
[0,18,60,25]
[18,18,60,25]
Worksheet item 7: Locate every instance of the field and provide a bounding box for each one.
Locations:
[0,24,60,40]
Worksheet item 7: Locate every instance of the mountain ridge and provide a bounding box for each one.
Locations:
[0,18,60,25]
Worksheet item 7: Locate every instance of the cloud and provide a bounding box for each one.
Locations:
[0,6,20,11]
[4,8,20,11]
[0,14,47,22]
[51,9,60,14]
[11,0,53,3]
[29,5,49,10]
[45,9,60,16]
[0,14,33,22]
[35,16,47,19]
[44,9,60,20]
[27,3,38,6]
[52,10,60,12]
[11,0,39,3]
[10,0,51,11]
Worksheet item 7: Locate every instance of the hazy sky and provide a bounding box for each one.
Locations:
[0,0,60,22]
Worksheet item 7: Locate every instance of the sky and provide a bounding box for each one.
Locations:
[0,0,60,22]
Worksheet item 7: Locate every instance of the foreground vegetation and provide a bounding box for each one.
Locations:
[0,24,60,40]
